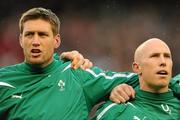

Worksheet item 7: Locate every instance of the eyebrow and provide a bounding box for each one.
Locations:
[24,31,49,34]
[149,52,171,57]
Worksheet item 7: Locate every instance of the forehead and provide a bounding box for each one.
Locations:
[23,19,52,33]
[143,41,171,55]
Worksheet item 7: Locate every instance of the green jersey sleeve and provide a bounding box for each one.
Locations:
[170,74,180,99]
[72,66,139,109]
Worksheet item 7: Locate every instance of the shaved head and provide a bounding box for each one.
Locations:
[132,38,173,93]
[134,38,171,63]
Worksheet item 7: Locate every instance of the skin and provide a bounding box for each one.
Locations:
[60,50,93,69]
[132,38,173,93]
[19,19,61,68]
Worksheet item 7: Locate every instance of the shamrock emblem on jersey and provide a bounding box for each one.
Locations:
[58,80,65,91]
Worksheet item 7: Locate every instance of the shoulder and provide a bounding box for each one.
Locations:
[171,74,180,100]
[0,63,23,73]
[172,74,180,81]
[0,63,24,88]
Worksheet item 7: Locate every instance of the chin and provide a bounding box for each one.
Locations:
[157,83,169,89]
[28,58,44,64]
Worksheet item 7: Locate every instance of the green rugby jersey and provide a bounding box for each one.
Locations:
[0,59,138,120]
[94,88,180,120]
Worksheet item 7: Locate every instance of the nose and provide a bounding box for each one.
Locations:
[160,55,166,67]
[32,34,40,47]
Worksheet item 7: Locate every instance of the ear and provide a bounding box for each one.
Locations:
[54,34,61,48]
[19,35,23,48]
[132,62,141,75]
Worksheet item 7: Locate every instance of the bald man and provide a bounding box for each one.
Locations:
[93,38,180,120]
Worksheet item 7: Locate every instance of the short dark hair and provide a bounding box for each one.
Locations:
[19,7,60,36]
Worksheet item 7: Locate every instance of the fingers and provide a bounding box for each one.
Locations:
[127,85,135,99]
[60,50,83,69]
[60,50,93,70]
[110,85,129,103]
[110,93,127,103]
[120,85,135,99]
[110,84,135,103]
[60,51,74,60]
[80,59,93,70]
[71,54,84,69]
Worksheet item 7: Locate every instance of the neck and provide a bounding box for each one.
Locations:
[24,59,57,74]
[25,57,53,68]
[139,78,169,93]
[140,86,169,93]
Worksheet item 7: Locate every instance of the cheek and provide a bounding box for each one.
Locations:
[47,39,58,50]
[169,62,173,69]
[44,42,54,54]
[47,42,54,50]
[141,63,154,74]
[21,39,30,47]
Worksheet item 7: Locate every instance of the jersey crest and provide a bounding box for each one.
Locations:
[58,80,65,91]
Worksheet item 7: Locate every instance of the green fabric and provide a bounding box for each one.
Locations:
[170,74,180,100]
[94,88,180,120]
[0,59,138,120]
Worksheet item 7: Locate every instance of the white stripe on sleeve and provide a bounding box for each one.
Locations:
[96,103,117,120]
[0,82,15,88]
[61,63,136,80]
[86,69,135,79]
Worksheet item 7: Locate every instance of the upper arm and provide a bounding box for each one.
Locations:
[73,67,138,107]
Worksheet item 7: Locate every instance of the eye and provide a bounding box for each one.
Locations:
[38,32,48,37]
[164,53,171,58]
[150,53,159,58]
[25,32,34,37]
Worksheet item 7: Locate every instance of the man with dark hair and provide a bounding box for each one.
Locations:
[0,7,138,120]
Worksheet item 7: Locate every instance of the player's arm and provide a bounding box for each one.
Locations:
[58,49,180,102]
[59,50,180,102]
[59,51,137,104]
[170,74,180,100]
[72,66,139,107]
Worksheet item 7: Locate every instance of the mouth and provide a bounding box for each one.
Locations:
[31,49,41,56]
[156,70,168,76]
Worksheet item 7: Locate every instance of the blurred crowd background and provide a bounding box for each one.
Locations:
[0,0,180,76]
